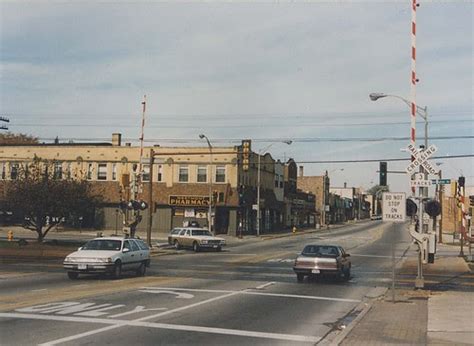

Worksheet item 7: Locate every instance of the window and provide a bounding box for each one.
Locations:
[123,241,131,251]
[129,240,139,251]
[275,177,279,188]
[87,163,93,180]
[197,165,207,183]
[112,163,117,180]
[157,165,163,182]
[53,161,62,180]
[0,163,5,180]
[179,165,188,182]
[10,163,19,180]
[215,165,225,183]
[142,164,150,182]
[97,163,107,180]
[218,192,225,202]
[66,162,72,179]
[279,175,284,188]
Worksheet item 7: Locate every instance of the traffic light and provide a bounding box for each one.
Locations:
[406,198,418,217]
[242,140,251,172]
[458,176,465,188]
[424,199,441,217]
[379,162,387,186]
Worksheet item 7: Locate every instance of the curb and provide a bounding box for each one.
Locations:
[329,287,388,346]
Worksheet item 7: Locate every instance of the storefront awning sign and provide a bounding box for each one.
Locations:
[169,195,210,207]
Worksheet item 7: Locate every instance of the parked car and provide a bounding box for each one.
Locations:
[63,237,150,280]
[172,227,226,252]
[370,214,382,220]
[293,244,351,282]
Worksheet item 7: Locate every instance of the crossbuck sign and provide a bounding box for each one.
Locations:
[405,144,438,175]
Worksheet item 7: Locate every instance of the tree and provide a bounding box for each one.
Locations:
[4,157,101,242]
[367,184,389,196]
[0,132,38,145]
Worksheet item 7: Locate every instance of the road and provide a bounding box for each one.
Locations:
[0,221,413,345]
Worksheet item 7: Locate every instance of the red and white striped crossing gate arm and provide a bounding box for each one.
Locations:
[410,0,419,194]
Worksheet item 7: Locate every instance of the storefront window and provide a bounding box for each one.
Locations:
[142,164,150,182]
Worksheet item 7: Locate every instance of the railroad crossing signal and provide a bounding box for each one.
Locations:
[405,144,438,175]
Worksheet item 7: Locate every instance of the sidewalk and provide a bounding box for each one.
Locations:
[339,243,474,345]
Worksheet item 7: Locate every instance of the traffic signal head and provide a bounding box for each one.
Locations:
[241,140,251,172]
[458,176,465,187]
[379,162,387,186]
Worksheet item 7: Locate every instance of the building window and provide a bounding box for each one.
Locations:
[142,164,150,182]
[218,192,225,202]
[157,165,163,182]
[179,165,188,182]
[97,163,107,180]
[10,163,19,180]
[280,175,284,188]
[112,163,117,180]
[66,162,72,179]
[53,161,62,180]
[275,176,279,188]
[87,163,93,180]
[197,165,207,183]
[215,165,225,183]
[0,163,5,180]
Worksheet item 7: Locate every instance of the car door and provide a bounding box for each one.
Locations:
[121,240,134,270]
[128,240,141,269]
[182,229,192,247]
[338,247,348,269]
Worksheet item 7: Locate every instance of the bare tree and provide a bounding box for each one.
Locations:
[0,132,39,145]
[4,157,100,242]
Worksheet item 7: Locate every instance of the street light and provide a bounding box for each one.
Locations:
[369,93,428,149]
[256,140,292,236]
[199,134,213,235]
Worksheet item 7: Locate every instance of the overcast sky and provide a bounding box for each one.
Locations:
[0,1,472,193]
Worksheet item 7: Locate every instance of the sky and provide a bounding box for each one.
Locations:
[0,0,472,194]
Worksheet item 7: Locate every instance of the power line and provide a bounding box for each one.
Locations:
[8,118,474,129]
[292,154,474,164]
[34,135,474,143]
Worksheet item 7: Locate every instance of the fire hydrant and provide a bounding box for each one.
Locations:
[292,226,297,234]
[7,230,13,241]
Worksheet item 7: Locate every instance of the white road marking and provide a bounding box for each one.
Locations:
[138,289,194,299]
[38,291,241,345]
[255,282,275,290]
[108,306,167,318]
[31,289,48,292]
[2,313,320,344]
[141,287,361,303]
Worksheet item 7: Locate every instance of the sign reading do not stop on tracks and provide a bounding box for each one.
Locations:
[382,192,406,222]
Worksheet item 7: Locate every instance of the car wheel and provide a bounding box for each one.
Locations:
[136,262,146,277]
[174,240,181,250]
[67,272,79,280]
[296,274,305,283]
[193,242,200,252]
[112,261,122,279]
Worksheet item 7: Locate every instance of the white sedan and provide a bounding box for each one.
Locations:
[63,237,150,280]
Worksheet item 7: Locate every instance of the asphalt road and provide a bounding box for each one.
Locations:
[0,221,414,345]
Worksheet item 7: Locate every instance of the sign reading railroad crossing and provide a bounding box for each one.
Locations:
[405,144,438,175]
[382,192,406,223]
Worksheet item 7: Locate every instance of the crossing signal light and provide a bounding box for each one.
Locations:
[458,176,465,188]
[424,199,441,217]
[379,162,387,186]
[406,198,418,217]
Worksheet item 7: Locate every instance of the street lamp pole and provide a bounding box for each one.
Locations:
[256,141,292,237]
[199,134,213,235]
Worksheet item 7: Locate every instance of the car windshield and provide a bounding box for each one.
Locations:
[82,239,122,251]
[302,245,339,257]
[191,230,212,237]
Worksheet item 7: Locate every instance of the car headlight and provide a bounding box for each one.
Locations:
[94,258,111,263]
[201,240,208,244]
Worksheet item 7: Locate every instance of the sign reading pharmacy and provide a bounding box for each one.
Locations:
[382,192,406,223]
[169,195,210,207]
